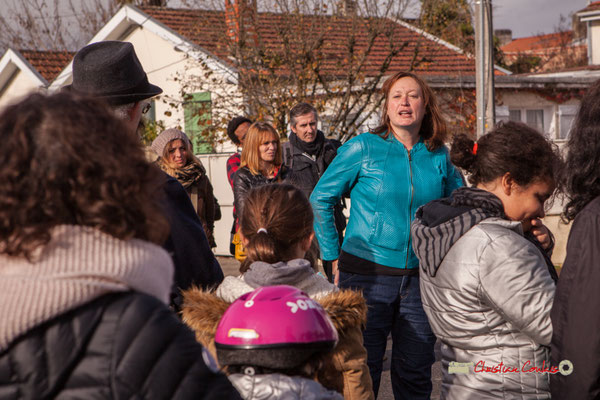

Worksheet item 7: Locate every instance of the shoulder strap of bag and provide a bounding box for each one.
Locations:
[190,186,199,213]
[283,141,293,169]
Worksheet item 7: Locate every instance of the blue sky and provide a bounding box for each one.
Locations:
[492,0,589,38]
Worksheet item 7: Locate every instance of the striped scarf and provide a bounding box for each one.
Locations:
[411,187,504,277]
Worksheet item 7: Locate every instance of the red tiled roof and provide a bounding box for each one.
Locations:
[19,50,74,82]
[578,1,600,13]
[501,31,573,54]
[140,6,481,77]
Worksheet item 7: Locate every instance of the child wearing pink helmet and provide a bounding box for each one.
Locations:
[182,184,374,400]
[214,285,342,399]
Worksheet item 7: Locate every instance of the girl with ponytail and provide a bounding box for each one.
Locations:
[182,184,375,399]
[411,121,561,399]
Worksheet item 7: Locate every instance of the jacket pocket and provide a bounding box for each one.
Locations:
[368,212,406,251]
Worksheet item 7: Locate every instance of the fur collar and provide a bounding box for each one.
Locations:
[181,288,367,349]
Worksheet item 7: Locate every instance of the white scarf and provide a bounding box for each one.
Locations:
[0,225,174,351]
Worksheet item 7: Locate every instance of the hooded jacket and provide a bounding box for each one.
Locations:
[182,261,374,400]
[215,259,336,302]
[0,225,239,399]
[411,188,555,399]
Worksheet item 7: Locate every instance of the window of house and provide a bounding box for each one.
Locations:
[509,108,545,131]
[495,106,509,123]
[183,92,213,154]
[508,109,522,122]
[558,105,578,140]
[508,107,554,137]
[525,109,544,132]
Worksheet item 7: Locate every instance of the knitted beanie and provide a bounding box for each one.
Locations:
[152,128,191,157]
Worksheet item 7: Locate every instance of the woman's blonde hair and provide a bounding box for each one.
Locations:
[240,122,282,176]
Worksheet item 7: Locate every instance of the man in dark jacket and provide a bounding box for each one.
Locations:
[283,103,346,281]
[68,41,223,309]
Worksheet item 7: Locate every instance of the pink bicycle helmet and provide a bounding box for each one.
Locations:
[215,285,338,369]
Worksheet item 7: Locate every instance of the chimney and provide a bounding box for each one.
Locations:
[339,0,357,16]
[225,0,258,45]
[494,29,513,46]
[572,13,587,42]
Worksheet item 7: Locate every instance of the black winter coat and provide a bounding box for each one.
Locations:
[282,136,340,199]
[0,292,241,400]
[162,173,224,309]
[283,137,346,242]
[551,196,600,399]
[232,166,288,218]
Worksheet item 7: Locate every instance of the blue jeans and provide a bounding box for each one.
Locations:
[339,271,435,400]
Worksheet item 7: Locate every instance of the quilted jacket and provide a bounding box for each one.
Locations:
[0,292,241,400]
[413,213,555,399]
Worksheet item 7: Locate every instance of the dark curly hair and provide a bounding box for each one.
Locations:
[0,91,169,259]
[563,80,600,221]
[450,121,562,189]
[372,71,447,151]
[239,184,313,272]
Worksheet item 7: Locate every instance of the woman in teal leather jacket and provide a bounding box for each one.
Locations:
[310,71,463,399]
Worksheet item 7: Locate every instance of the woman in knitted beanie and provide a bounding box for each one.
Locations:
[152,128,219,247]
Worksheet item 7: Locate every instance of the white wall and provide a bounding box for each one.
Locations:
[123,27,243,153]
[0,68,42,110]
[197,153,235,256]
[591,20,600,65]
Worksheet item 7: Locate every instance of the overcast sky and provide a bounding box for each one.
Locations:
[492,0,590,38]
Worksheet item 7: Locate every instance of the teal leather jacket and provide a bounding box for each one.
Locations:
[310,132,464,269]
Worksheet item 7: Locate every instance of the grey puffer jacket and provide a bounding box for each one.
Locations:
[228,373,343,400]
[411,188,555,399]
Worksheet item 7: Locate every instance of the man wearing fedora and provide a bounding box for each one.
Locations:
[68,41,224,309]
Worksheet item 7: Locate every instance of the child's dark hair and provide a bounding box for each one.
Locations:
[239,184,313,271]
[450,121,562,188]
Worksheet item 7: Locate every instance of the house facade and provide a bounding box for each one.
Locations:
[0,49,72,109]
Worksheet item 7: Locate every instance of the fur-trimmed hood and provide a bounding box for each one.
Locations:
[182,286,374,399]
[181,288,367,350]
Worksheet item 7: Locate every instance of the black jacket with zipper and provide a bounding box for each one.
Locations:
[283,136,346,243]
[0,292,241,400]
[232,165,288,219]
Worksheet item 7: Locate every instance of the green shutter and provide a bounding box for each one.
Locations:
[183,92,213,153]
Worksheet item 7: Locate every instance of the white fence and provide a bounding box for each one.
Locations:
[197,153,236,256]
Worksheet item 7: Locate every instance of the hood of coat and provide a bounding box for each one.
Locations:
[411,187,506,277]
[228,372,344,400]
[215,259,337,303]
[181,288,367,348]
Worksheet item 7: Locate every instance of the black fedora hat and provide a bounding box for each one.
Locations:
[67,41,162,105]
